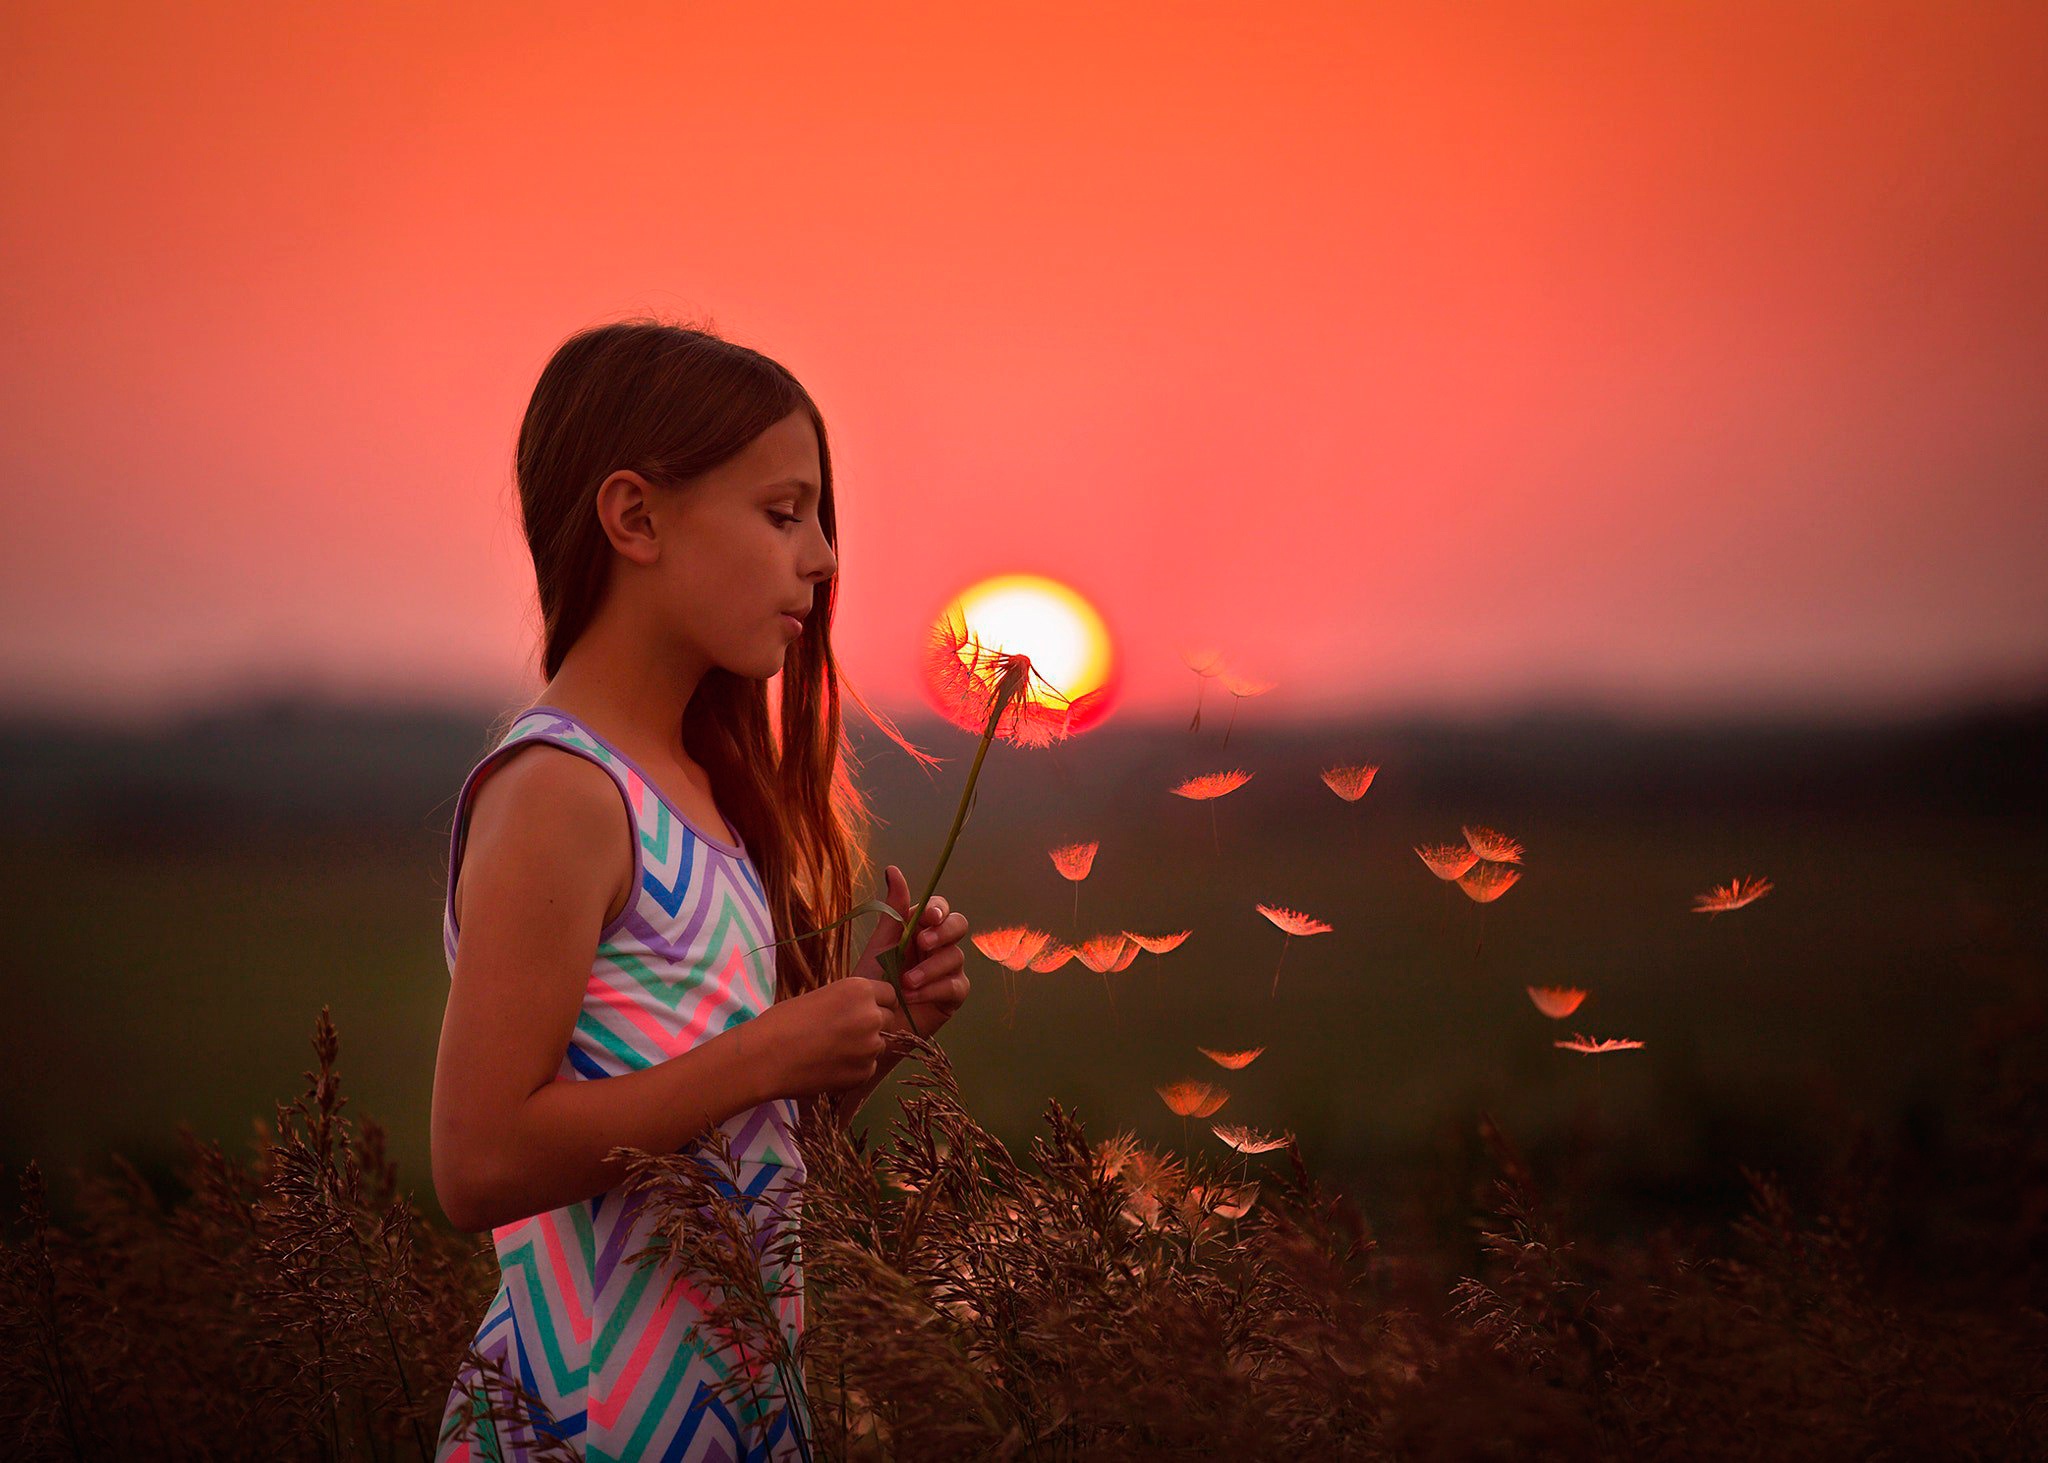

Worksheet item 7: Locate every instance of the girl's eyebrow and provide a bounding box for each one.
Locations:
[759,476,820,499]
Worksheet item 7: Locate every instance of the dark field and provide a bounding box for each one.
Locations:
[3,692,2044,1251]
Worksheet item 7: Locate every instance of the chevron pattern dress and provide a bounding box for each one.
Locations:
[436,706,812,1463]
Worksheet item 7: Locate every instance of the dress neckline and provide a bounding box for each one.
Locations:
[519,704,746,856]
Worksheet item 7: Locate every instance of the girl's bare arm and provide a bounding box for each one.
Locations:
[430,750,784,1232]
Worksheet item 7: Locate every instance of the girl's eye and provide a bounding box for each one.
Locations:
[769,511,803,529]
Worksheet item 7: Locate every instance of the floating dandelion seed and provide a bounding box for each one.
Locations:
[1156,1080,1230,1118]
[1181,643,1227,731]
[1416,842,1481,880]
[1199,1181,1259,1221]
[1077,933,1133,1022]
[1462,825,1525,864]
[1555,1034,1644,1054]
[1124,929,1191,955]
[1172,769,1253,855]
[1258,904,1333,937]
[1218,670,1274,749]
[1198,1046,1265,1070]
[1076,933,1131,973]
[971,924,1053,1023]
[1212,1123,1294,1155]
[1092,1132,1142,1181]
[1256,902,1333,997]
[1526,986,1589,1019]
[1050,841,1098,879]
[1320,764,1379,801]
[1027,939,1076,972]
[1050,838,1099,922]
[1692,875,1774,914]
[1456,863,1521,903]
[1120,1146,1189,1228]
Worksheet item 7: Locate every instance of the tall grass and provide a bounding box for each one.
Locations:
[4,998,2044,1460]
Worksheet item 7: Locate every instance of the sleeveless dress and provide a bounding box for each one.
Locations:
[435,705,812,1463]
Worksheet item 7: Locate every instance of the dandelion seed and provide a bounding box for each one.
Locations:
[1416,842,1481,880]
[1156,1081,1230,1118]
[1257,903,1332,997]
[1198,1046,1265,1070]
[1076,934,1132,973]
[1461,825,1525,865]
[1124,929,1191,955]
[1526,986,1589,1019]
[922,605,1082,747]
[1456,863,1521,903]
[1554,1034,1644,1054]
[1092,1132,1143,1180]
[1182,643,1227,730]
[1111,940,1141,971]
[1692,875,1774,914]
[1050,841,1099,880]
[971,925,1051,967]
[1027,940,1077,972]
[1320,764,1380,801]
[1256,904,1333,937]
[1171,770,1253,800]
[1211,1123,1294,1155]
[1218,671,1273,748]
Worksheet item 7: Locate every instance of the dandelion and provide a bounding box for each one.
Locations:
[1049,839,1098,923]
[1171,769,1253,856]
[1416,842,1481,880]
[1256,903,1333,997]
[1180,643,1227,731]
[1320,764,1379,801]
[1456,863,1520,903]
[1076,934,1133,1021]
[1218,670,1274,749]
[1198,1046,1265,1070]
[754,606,1083,1031]
[971,925,1053,1024]
[1555,1034,1644,1054]
[1026,939,1077,972]
[1462,825,1525,865]
[1692,875,1774,914]
[1156,1080,1231,1119]
[1124,929,1191,955]
[1212,1123,1294,1155]
[1526,986,1588,1019]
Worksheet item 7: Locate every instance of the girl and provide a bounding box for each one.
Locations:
[431,320,973,1461]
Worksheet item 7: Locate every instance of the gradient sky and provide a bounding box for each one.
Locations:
[4,1,2044,723]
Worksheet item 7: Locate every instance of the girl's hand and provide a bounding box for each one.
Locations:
[850,864,972,1038]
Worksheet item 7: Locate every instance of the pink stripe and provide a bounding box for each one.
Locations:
[583,971,677,1050]
[491,1216,534,1248]
[588,1271,714,1429]
[665,945,755,1055]
[537,1211,594,1344]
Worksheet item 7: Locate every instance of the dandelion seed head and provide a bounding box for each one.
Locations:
[1461,825,1525,864]
[1456,862,1521,903]
[1198,1046,1265,1070]
[1256,903,1333,937]
[1049,840,1099,880]
[1156,1080,1230,1118]
[1555,1033,1644,1054]
[1320,764,1380,801]
[1212,1123,1294,1155]
[1692,875,1774,913]
[1170,769,1253,800]
[1124,929,1191,955]
[1526,986,1589,1019]
[1416,842,1481,880]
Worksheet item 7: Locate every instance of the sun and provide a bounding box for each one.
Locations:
[921,574,1120,733]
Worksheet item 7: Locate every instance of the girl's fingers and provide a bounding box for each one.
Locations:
[915,911,969,951]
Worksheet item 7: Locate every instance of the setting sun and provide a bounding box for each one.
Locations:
[920,575,1120,733]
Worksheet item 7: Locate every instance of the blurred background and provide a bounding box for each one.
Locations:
[3,1,2044,1248]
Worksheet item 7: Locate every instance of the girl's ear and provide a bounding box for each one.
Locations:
[594,470,661,566]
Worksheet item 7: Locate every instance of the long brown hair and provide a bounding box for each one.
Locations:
[507,317,934,1001]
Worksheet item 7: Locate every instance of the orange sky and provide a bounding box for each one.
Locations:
[4,1,2044,723]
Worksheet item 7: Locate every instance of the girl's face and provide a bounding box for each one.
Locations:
[645,408,838,679]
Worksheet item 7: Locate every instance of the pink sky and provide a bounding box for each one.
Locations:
[3,1,2044,724]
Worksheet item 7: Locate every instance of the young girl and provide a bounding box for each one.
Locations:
[431,320,973,1461]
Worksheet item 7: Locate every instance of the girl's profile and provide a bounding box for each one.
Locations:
[429,320,973,1461]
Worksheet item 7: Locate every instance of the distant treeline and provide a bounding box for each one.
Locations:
[1,692,2043,843]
